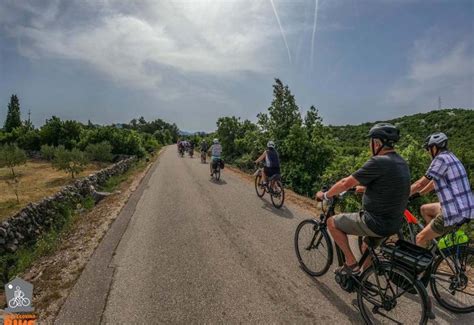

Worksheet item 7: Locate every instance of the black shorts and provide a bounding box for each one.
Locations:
[264,166,280,178]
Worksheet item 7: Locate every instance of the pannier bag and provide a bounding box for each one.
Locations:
[437,230,469,250]
[220,160,225,169]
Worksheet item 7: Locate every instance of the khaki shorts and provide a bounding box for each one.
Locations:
[333,213,382,237]
[429,213,458,235]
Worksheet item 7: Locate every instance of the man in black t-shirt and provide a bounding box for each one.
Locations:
[316,123,410,274]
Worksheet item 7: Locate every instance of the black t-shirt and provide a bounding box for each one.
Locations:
[352,152,411,237]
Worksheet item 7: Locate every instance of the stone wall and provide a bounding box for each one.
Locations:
[0,157,136,254]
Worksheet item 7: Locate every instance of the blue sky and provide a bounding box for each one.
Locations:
[0,0,472,131]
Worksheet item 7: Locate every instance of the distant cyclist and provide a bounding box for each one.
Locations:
[200,140,209,162]
[410,132,474,246]
[316,123,410,274]
[255,141,280,187]
[209,139,222,176]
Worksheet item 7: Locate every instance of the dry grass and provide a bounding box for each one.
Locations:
[0,159,104,221]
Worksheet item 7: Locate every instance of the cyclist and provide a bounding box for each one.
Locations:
[316,123,410,274]
[410,132,474,246]
[200,140,208,160]
[189,140,195,157]
[177,140,184,155]
[255,141,280,188]
[209,138,222,176]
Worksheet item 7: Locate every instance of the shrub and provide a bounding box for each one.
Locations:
[85,141,113,162]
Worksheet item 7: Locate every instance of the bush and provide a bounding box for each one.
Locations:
[85,141,113,162]
[53,147,89,178]
[40,144,57,161]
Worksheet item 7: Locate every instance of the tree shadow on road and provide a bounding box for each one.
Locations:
[302,269,363,323]
[260,200,294,219]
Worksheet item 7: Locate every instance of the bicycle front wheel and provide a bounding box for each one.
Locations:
[430,245,474,313]
[255,174,265,197]
[358,262,429,324]
[294,219,333,276]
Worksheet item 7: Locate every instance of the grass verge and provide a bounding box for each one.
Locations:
[0,195,95,286]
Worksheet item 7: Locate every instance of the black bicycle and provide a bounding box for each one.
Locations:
[211,159,222,181]
[254,165,285,209]
[294,189,432,324]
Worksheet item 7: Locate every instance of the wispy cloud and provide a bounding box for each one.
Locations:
[310,0,320,70]
[269,0,292,64]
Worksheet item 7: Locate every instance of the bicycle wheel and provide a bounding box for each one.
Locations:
[255,174,265,198]
[270,180,285,209]
[430,245,474,313]
[358,262,429,324]
[294,219,333,276]
[215,168,221,181]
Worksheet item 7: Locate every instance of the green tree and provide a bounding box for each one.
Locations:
[267,78,302,142]
[0,144,27,203]
[4,95,22,132]
[53,147,89,178]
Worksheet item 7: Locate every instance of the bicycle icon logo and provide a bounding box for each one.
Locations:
[4,277,34,313]
[8,286,31,309]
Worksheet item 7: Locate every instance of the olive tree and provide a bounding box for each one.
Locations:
[0,144,27,203]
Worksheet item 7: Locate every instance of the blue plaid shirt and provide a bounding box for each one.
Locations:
[426,151,474,226]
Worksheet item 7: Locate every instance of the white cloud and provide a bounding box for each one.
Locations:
[3,0,288,93]
[388,41,473,107]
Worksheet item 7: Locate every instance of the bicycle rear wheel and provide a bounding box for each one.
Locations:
[294,219,333,276]
[358,262,429,324]
[430,245,474,313]
[270,180,285,209]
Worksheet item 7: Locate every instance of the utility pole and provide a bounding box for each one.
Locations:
[27,110,31,125]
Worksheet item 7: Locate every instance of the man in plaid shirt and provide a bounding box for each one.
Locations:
[410,132,474,246]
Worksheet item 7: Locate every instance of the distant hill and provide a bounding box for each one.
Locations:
[329,108,473,150]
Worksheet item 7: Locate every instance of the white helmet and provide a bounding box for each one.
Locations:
[267,140,275,148]
[424,132,448,149]
[213,138,219,144]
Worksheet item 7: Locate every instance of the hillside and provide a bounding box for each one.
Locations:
[329,109,474,175]
[329,108,473,151]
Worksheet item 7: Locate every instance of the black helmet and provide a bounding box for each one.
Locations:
[368,123,400,142]
[423,132,448,150]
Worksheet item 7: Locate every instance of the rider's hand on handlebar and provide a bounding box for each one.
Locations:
[315,191,325,202]
[355,186,366,193]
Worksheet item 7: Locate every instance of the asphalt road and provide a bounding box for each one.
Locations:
[57,147,474,324]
